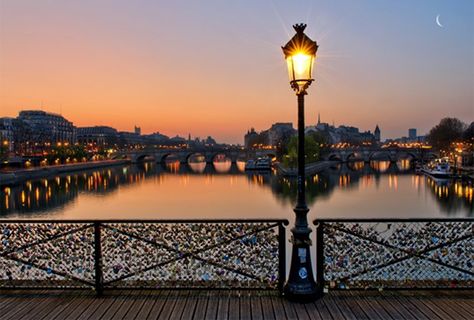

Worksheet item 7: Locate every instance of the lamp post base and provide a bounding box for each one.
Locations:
[283,236,323,303]
[284,281,322,303]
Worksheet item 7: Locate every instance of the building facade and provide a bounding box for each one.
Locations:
[18,110,76,145]
[77,126,119,147]
[305,113,378,145]
[264,123,296,147]
[244,128,260,149]
[408,128,417,140]
[0,117,15,152]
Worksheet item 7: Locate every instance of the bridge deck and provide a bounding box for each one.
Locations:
[0,289,472,320]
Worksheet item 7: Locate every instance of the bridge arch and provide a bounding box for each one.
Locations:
[111,154,128,160]
[133,154,156,163]
[327,153,343,162]
[345,152,364,162]
[206,152,232,164]
[185,152,206,164]
[394,151,418,161]
[369,151,391,161]
[157,153,180,164]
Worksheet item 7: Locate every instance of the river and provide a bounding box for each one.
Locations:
[0,160,472,219]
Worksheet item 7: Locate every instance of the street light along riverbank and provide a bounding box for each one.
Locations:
[281,23,321,302]
[0,159,130,186]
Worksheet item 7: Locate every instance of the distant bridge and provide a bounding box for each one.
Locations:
[111,147,276,164]
[323,147,437,163]
[111,146,438,164]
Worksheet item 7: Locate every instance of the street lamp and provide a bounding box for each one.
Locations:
[282,23,321,301]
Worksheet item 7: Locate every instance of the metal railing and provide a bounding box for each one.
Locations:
[314,218,473,290]
[0,219,288,294]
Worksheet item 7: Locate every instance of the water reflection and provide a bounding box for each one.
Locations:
[0,161,472,217]
[370,160,391,172]
[213,160,232,173]
[425,177,473,214]
[347,161,364,171]
[188,154,206,173]
[396,158,412,171]
[189,162,206,173]
[253,163,472,216]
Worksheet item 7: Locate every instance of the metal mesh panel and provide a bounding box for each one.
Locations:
[102,222,280,289]
[0,220,284,291]
[320,221,473,289]
[0,223,95,288]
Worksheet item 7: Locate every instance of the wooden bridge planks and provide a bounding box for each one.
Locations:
[0,289,471,319]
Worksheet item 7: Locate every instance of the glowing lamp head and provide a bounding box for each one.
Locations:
[282,23,318,94]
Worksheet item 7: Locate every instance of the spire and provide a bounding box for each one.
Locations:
[317,112,320,125]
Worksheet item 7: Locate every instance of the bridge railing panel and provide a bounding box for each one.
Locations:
[0,219,287,293]
[0,222,96,289]
[314,219,473,290]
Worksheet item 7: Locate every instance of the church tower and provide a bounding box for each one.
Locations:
[374,125,381,142]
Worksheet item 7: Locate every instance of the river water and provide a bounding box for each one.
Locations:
[0,160,472,220]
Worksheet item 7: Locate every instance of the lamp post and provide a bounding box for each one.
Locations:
[282,23,322,302]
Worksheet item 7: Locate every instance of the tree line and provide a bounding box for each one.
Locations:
[427,118,473,151]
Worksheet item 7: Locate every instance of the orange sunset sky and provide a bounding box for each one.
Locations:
[1,0,473,143]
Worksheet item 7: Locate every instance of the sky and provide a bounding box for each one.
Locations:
[0,0,473,144]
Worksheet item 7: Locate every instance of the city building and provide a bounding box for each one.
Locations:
[143,132,169,143]
[203,136,217,146]
[244,128,260,149]
[169,135,186,143]
[118,131,148,146]
[386,128,426,144]
[77,126,119,147]
[0,117,15,152]
[306,113,377,145]
[263,123,296,147]
[244,123,296,149]
[18,110,76,145]
[134,126,141,135]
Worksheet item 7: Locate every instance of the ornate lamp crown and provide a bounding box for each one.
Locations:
[282,24,318,58]
[293,23,307,34]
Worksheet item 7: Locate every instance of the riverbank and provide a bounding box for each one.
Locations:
[0,159,130,186]
[276,160,338,176]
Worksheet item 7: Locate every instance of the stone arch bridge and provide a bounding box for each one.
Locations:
[323,147,437,163]
[111,148,277,164]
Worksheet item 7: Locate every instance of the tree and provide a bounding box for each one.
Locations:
[463,122,474,142]
[47,145,87,163]
[283,135,320,168]
[427,118,466,151]
[307,130,329,156]
[307,131,328,146]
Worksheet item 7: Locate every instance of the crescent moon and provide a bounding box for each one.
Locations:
[436,14,443,28]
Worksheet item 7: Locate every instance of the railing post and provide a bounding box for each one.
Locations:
[278,222,287,294]
[94,222,103,296]
[315,221,325,295]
